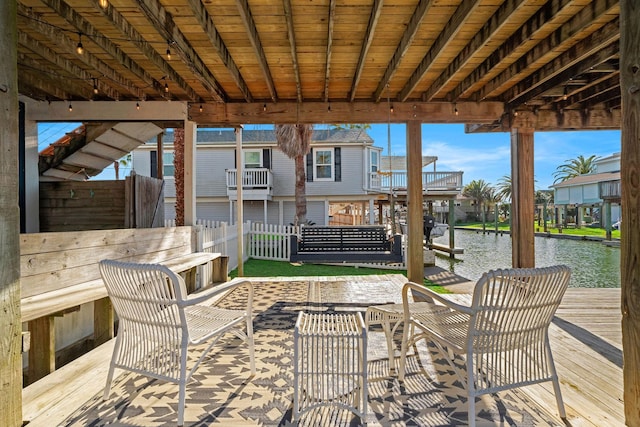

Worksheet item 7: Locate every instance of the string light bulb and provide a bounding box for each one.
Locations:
[454,103,459,116]
[68,103,73,112]
[136,102,140,110]
[98,0,108,9]
[76,34,84,55]
[166,41,172,60]
[199,104,203,112]
[164,82,169,93]
[390,104,394,113]
[93,79,98,94]
[263,103,267,112]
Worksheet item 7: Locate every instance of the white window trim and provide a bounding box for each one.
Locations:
[370,149,379,173]
[313,148,334,181]
[243,149,263,169]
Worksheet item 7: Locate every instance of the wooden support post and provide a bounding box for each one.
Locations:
[510,127,535,268]
[406,121,424,283]
[156,132,164,180]
[93,298,114,347]
[0,2,22,424]
[212,256,229,283]
[605,201,612,241]
[27,317,56,384]
[621,1,640,423]
[448,198,456,258]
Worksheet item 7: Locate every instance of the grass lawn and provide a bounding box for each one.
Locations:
[459,222,621,239]
[229,258,449,292]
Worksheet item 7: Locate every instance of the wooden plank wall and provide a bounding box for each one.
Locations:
[20,227,194,299]
[39,181,126,231]
[125,173,164,228]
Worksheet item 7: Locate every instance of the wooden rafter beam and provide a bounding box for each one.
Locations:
[17,3,147,100]
[422,0,529,102]
[482,1,620,101]
[282,0,302,102]
[18,32,119,100]
[450,0,578,101]
[91,0,199,102]
[323,0,336,102]
[397,0,482,102]
[504,108,621,130]
[18,54,95,100]
[507,36,620,108]
[556,72,620,109]
[18,69,74,101]
[372,0,434,102]
[190,101,504,125]
[136,0,227,102]
[577,85,621,110]
[349,0,383,101]
[233,0,269,102]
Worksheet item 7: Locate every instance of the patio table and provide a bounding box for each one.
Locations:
[293,311,368,424]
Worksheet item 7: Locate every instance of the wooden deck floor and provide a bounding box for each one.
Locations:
[23,275,624,426]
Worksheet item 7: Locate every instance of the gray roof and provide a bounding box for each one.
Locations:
[155,128,374,145]
[551,171,621,188]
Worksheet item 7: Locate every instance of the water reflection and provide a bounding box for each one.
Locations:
[432,229,620,288]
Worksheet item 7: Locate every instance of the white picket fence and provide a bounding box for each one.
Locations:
[164,219,407,278]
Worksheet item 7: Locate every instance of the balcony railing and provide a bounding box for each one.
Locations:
[599,180,621,199]
[226,168,273,200]
[369,171,463,192]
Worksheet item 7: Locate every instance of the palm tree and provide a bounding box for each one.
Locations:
[496,175,511,202]
[275,124,313,225]
[113,153,132,180]
[553,154,600,183]
[463,179,491,221]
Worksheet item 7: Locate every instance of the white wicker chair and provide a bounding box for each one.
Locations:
[99,259,255,426]
[398,265,571,426]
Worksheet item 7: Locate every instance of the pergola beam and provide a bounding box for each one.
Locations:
[282,0,302,102]
[18,3,147,100]
[192,101,504,125]
[397,0,482,102]
[136,0,227,102]
[422,0,529,101]
[92,0,199,102]
[372,0,434,102]
[348,0,383,101]
[323,0,336,102]
[194,0,255,101]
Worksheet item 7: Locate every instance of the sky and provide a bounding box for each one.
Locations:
[365,123,621,190]
[39,122,621,190]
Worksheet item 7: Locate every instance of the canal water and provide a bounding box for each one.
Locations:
[432,229,620,288]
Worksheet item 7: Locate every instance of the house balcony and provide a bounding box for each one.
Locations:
[226,168,273,201]
[599,179,621,201]
[369,170,463,196]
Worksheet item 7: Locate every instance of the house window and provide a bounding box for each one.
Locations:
[244,150,262,168]
[163,152,175,177]
[371,150,379,173]
[314,149,334,180]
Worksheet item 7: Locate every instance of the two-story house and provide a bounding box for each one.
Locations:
[131,128,386,226]
[551,152,621,229]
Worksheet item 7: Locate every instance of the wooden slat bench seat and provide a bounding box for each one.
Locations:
[20,226,228,385]
[290,226,403,263]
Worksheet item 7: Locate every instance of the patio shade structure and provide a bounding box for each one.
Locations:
[0,1,638,426]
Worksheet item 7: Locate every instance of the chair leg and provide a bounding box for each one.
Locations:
[247,316,256,375]
[178,380,186,427]
[547,342,566,419]
[103,361,116,400]
[467,357,476,427]
[398,319,411,382]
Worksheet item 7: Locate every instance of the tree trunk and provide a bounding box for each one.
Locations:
[294,154,307,224]
[174,128,184,226]
[0,2,22,425]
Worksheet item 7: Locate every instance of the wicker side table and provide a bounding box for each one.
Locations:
[293,311,368,424]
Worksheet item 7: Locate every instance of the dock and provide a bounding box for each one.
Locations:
[429,242,464,255]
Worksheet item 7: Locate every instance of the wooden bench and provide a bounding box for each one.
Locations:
[20,226,228,386]
[289,226,403,263]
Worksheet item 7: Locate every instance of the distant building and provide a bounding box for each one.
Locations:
[551,152,621,228]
